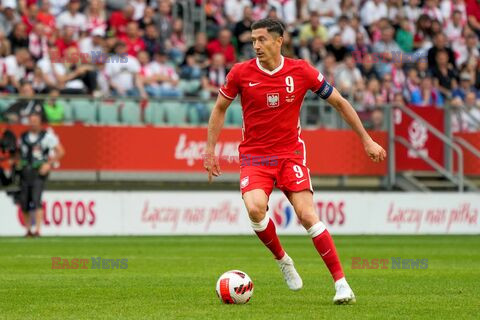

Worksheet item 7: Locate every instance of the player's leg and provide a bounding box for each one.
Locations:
[241,164,302,290]
[286,190,355,304]
[31,177,46,236]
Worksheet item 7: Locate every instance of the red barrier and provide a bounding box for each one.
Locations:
[455,132,480,175]
[395,105,444,171]
[1,125,387,175]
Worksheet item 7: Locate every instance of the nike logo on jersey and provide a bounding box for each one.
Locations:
[296,179,307,184]
[249,82,261,87]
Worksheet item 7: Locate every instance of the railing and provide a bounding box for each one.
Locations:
[386,104,465,192]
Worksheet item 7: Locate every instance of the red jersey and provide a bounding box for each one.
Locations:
[219,56,328,161]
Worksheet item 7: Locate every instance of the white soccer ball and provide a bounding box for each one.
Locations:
[215,270,254,304]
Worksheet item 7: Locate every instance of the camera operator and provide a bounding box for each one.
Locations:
[18,112,65,237]
[2,81,46,124]
[0,127,17,187]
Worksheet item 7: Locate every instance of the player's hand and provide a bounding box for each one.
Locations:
[204,151,221,183]
[364,139,387,163]
[39,162,52,176]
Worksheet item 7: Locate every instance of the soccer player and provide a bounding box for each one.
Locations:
[204,19,386,304]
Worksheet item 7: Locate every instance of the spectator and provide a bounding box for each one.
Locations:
[379,73,396,104]
[79,28,105,54]
[36,1,56,37]
[139,5,155,30]
[28,23,48,61]
[466,0,480,38]
[422,0,444,23]
[372,24,403,77]
[109,5,135,38]
[452,72,479,101]
[154,0,173,42]
[396,18,414,53]
[299,11,328,47]
[413,14,433,50]
[308,0,341,27]
[0,29,11,57]
[369,107,385,130]
[357,54,380,81]
[328,15,356,46]
[360,0,388,29]
[8,22,29,52]
[349,31,373,63]
[119,22,146,58]
[318,53,336,86]
[201,53,228,98]
[3,81,46,124]
[445,10,466,46]
[206,28,236,68]
[431,49,459,99]
[252,0,270,21]
[143,23,164,58]
[21,2,39,35]
[362,78,381,111]
[185,32,209,69]
[410,75,444,107]
[300,36,326,67]
[233,7,254,59]
[55,27,78,57]
[0,2,19,36]
[391,60,407,92]
[225,0,251,25]
[131,0,147,21]
[427,33,457,71]
[268,0,297,26]
[3,47,31,92]
[334,53,363,96]
[141,50,182,98]
[325,34,348,62]
[43,89,64,124]
[456,31,479,68]
[340,0,358,19]
[58,46,98,95]
[105,41,146,98]
[403,0,422,29]
[56,0,87,39]
[85,0,107,34]
[169,18,187,65]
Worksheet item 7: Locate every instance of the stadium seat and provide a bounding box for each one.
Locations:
[98,103,119,125]
[121,101,142,125]
[56,99,73,122]
[144,101,166,125]
[163,101,187,125]
[71,98,98,124]
[226,100,243,126]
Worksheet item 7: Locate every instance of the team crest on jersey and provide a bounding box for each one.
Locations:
[267,93,280,108]
[240,176,249,189]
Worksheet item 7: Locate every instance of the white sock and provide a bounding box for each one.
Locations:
[307,221,326,238]
[335,277,347,287]
[250,215,269,232]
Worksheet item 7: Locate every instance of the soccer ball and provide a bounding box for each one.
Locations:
[215,270,254,304]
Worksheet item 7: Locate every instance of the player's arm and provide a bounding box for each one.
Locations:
[325,87,386,162]
[205,94,233,182]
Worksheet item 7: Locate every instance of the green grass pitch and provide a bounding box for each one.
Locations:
[1,235,479,319]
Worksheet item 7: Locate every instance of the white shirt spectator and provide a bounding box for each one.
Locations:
[335,65,363,92]
[422,5,444,23]
[3,55,25,82]
[37,57,85,89]
[445,21,464,46]
[328,25,356,46]
[225,0,251,23]
[269,0,297,25]
[131,0,146,21]
[56,11,87,38]
[50,0,69,16]
[360,0,388,27]
[455,43,480,67]
[145,61,179,89]
[308,0,341,26]
[105,55,141,92]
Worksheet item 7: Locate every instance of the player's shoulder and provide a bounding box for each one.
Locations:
[230,58,257,72]
[283,57,318,73]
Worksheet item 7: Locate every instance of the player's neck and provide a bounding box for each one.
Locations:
[260,55,282,71]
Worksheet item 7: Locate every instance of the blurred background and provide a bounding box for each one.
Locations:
[0,0,479,236]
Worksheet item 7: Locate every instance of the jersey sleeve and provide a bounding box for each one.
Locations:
[219,64,240,100]
[304,61,333,100]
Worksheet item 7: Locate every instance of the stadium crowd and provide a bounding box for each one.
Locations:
[0,0,479,131]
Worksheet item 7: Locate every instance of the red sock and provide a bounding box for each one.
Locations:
[251,217,285,260]
[309,222,344,281]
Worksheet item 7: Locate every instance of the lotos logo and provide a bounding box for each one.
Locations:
[273,199,294,228]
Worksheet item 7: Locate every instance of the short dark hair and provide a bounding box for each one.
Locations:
[251,18,285,37]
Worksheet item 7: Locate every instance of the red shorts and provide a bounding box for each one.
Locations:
[240,158,313,196]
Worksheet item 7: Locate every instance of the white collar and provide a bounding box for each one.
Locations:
[256,55,284,75]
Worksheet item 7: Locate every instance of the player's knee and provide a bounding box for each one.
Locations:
[247,203,268,223]
[295,208,319,229]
